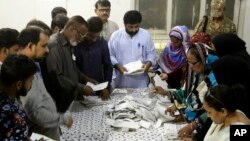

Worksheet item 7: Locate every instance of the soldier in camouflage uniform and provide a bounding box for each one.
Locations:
[194,0,236,40]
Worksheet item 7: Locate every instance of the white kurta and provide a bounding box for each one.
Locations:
[109,28,157,88]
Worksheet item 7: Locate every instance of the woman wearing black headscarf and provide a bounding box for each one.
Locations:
[212,33,250,63]
[212,33,250,118]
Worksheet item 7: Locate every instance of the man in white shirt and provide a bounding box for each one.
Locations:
[95,0,119,41]
[109,10,157,88]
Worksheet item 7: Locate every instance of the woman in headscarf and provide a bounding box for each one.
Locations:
[156,25,190,89]
[212,55,250,118]
[155,43,218,140]
[212,33,250,117]
[212,33,250,62]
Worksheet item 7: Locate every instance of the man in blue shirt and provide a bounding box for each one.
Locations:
[75,16,112,100]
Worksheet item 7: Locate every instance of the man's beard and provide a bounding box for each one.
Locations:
[69,38,78,46]
[16,86,28,97]
[125,29,139,37]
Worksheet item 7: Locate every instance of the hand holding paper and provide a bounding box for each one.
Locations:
[86,81,108,91]
[123,60,144,75]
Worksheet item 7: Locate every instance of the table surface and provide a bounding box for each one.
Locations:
[60,89,185,141]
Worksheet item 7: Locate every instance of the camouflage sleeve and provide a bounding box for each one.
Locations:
[231,23,237,34]
[194,19,203,33]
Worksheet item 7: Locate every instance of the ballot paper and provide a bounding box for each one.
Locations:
[86,81,108,91]
[30,132,55,141]
[112,89,128,94]
[123,60,144,75]
[163,123,187,141]
[154,74,168,90]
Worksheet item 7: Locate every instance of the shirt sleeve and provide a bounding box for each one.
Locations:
[21,78,64,128]
[46,43,83,104]
[145,33,157,66]
[108,32,119,65]
[102,40,113,87]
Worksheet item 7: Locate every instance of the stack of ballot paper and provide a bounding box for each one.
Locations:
[86,81,108,91]
[123,60,144,75]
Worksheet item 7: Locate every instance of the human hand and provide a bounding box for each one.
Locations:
[90,79,99,85]
[178,122,195,138]
[159,73,168,80]
[65,114,73,128]
[154,86,170,97]
[181,137,194,141]
[83,85,95,96]
[154,86,165,95]
[101,88,111,101]
[115,64,127,74]
[165,104,177,116]
[142,61,152,72]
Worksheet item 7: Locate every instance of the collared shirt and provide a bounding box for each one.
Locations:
[45,32,85,112]
[100,20,119,41]
[20,62,61,140]
[75,37,112,88]
[0,92,29,141]
[109,28,157,88]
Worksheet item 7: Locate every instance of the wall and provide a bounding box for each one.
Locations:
[1,0,250,53]
[242,0,250,53]
[0,0,132,31]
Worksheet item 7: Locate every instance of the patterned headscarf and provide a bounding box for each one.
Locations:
[159,26,190,72]
[185,43,208,95]
[190,32,212,48]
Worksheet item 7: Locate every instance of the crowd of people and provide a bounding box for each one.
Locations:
[0,0,249,141]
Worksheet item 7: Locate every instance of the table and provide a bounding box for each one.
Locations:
[60,89,185,141]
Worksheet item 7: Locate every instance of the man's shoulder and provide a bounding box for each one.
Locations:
[223,16,236,25]
[107,20,118,26]
[109,28,124,38]
[138,28,151,37]
[48,33,66,48]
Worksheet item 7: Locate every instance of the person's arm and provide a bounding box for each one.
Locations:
[74,45,98,84]
[143,32,157,71]
[22,77,72,128]
[194,19,203,33]
[46,44,84,101]
[108,32,127,74]
[102,40,113,89]
[0,102,29,140]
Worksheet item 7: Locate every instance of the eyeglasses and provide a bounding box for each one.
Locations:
[97,8,110,13]
[74,27,86,40]
[207,91,225,107]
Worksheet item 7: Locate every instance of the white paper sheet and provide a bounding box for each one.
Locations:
[30,132,55,141]
[86,81,108,91]
[123,60,144,75]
